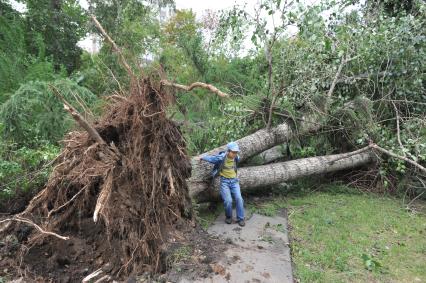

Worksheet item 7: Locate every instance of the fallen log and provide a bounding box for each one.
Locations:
[256,144,287,164]
[190,57,351,183]
[190,150,376,201]
[190,123,295,181]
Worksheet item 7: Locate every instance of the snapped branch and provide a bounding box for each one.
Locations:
[50,85,106,145]
[160,80,229,98]
[91,15,136,79]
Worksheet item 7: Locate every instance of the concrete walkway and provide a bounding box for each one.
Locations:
[193,211,293,283]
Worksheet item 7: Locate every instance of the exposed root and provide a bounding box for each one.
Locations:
[2,78,193,278]
[0,217,69,240]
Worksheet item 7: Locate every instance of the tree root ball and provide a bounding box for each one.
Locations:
[1,79,194,278]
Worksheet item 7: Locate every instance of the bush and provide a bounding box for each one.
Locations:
[0,139,59,200]
[0,79,101,145]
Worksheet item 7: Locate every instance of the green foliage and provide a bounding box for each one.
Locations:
[186,100,261,154]
[0,9,26,98]
[0,79,100,145]
[0,4,68,101]
[0,1,89,204]
[75,51,129,96]
[0,140,59,199]
[90,0,169,54]
[161,10,208,80]
[24,0,87,73]
[82,0,165,95]
[246,185,426,282]
[269,1,425,190]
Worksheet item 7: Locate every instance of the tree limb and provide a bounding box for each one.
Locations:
[336,71,395,84]
[90,15,135,79]
[324,56,346,113]
[50,85,106,145]
[328,143,426,174]
[392,101,405,155]
[370,143,426,174]
[160,80,229,98]
[327,145,374,164]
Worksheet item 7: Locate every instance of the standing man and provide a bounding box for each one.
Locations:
[200,142,245,227]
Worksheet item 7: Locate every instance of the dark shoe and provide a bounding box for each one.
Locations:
[225,217,232,224]
[238,220,245,227]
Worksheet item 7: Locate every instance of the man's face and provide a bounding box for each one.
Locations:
[227,150,238,159]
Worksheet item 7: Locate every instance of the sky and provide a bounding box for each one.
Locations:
[175,0,256,15]
[77,0,274,52]
[172,0,320,55]
[9,0,330,53]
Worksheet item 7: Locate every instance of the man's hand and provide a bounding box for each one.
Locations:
[194,156,203,164]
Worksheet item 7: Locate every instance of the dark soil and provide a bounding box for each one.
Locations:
[0,187,41,215]
[0,217,227,282]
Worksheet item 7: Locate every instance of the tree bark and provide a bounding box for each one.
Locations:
[252,145,286,165]
[190,150,375,201]
[190,123,293,182]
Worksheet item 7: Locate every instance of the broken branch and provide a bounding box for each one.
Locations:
[371,143,426,174]
[160,80,229,98]
[328,143,426,174]
[91,15,135,79]
[50,85,106,145]
[323,56,346,114]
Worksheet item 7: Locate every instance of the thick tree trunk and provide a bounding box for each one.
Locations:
[190,150,375,201]
[190,123,293,181]
[256,145,286,164]
[190,118,322,183]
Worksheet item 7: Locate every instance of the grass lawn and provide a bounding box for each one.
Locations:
[246,184,426,283]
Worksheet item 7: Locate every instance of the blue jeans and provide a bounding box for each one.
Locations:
[219,176,245,221]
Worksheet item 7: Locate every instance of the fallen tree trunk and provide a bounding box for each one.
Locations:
[191,123,293,176]
[190,150,375,201]
[189,114,325,183]
[190,57,351,183]
[256,145,286,164]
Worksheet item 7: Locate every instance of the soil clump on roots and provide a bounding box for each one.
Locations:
[0,79,223,281]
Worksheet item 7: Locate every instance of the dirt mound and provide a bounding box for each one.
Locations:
[0,79,195,280]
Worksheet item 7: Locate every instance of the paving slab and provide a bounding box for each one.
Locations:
[184,210,293,283]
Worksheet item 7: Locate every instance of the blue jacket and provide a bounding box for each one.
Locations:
[201,151,240,178]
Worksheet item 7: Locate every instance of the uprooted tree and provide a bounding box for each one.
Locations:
[1,78,194,275]
[1,3,426,280]
[0,17,201,278]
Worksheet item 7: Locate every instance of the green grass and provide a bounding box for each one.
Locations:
[283,185,426,283]
[194,202,223,230]
[247,197,288,216]
[166,245,193,269]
